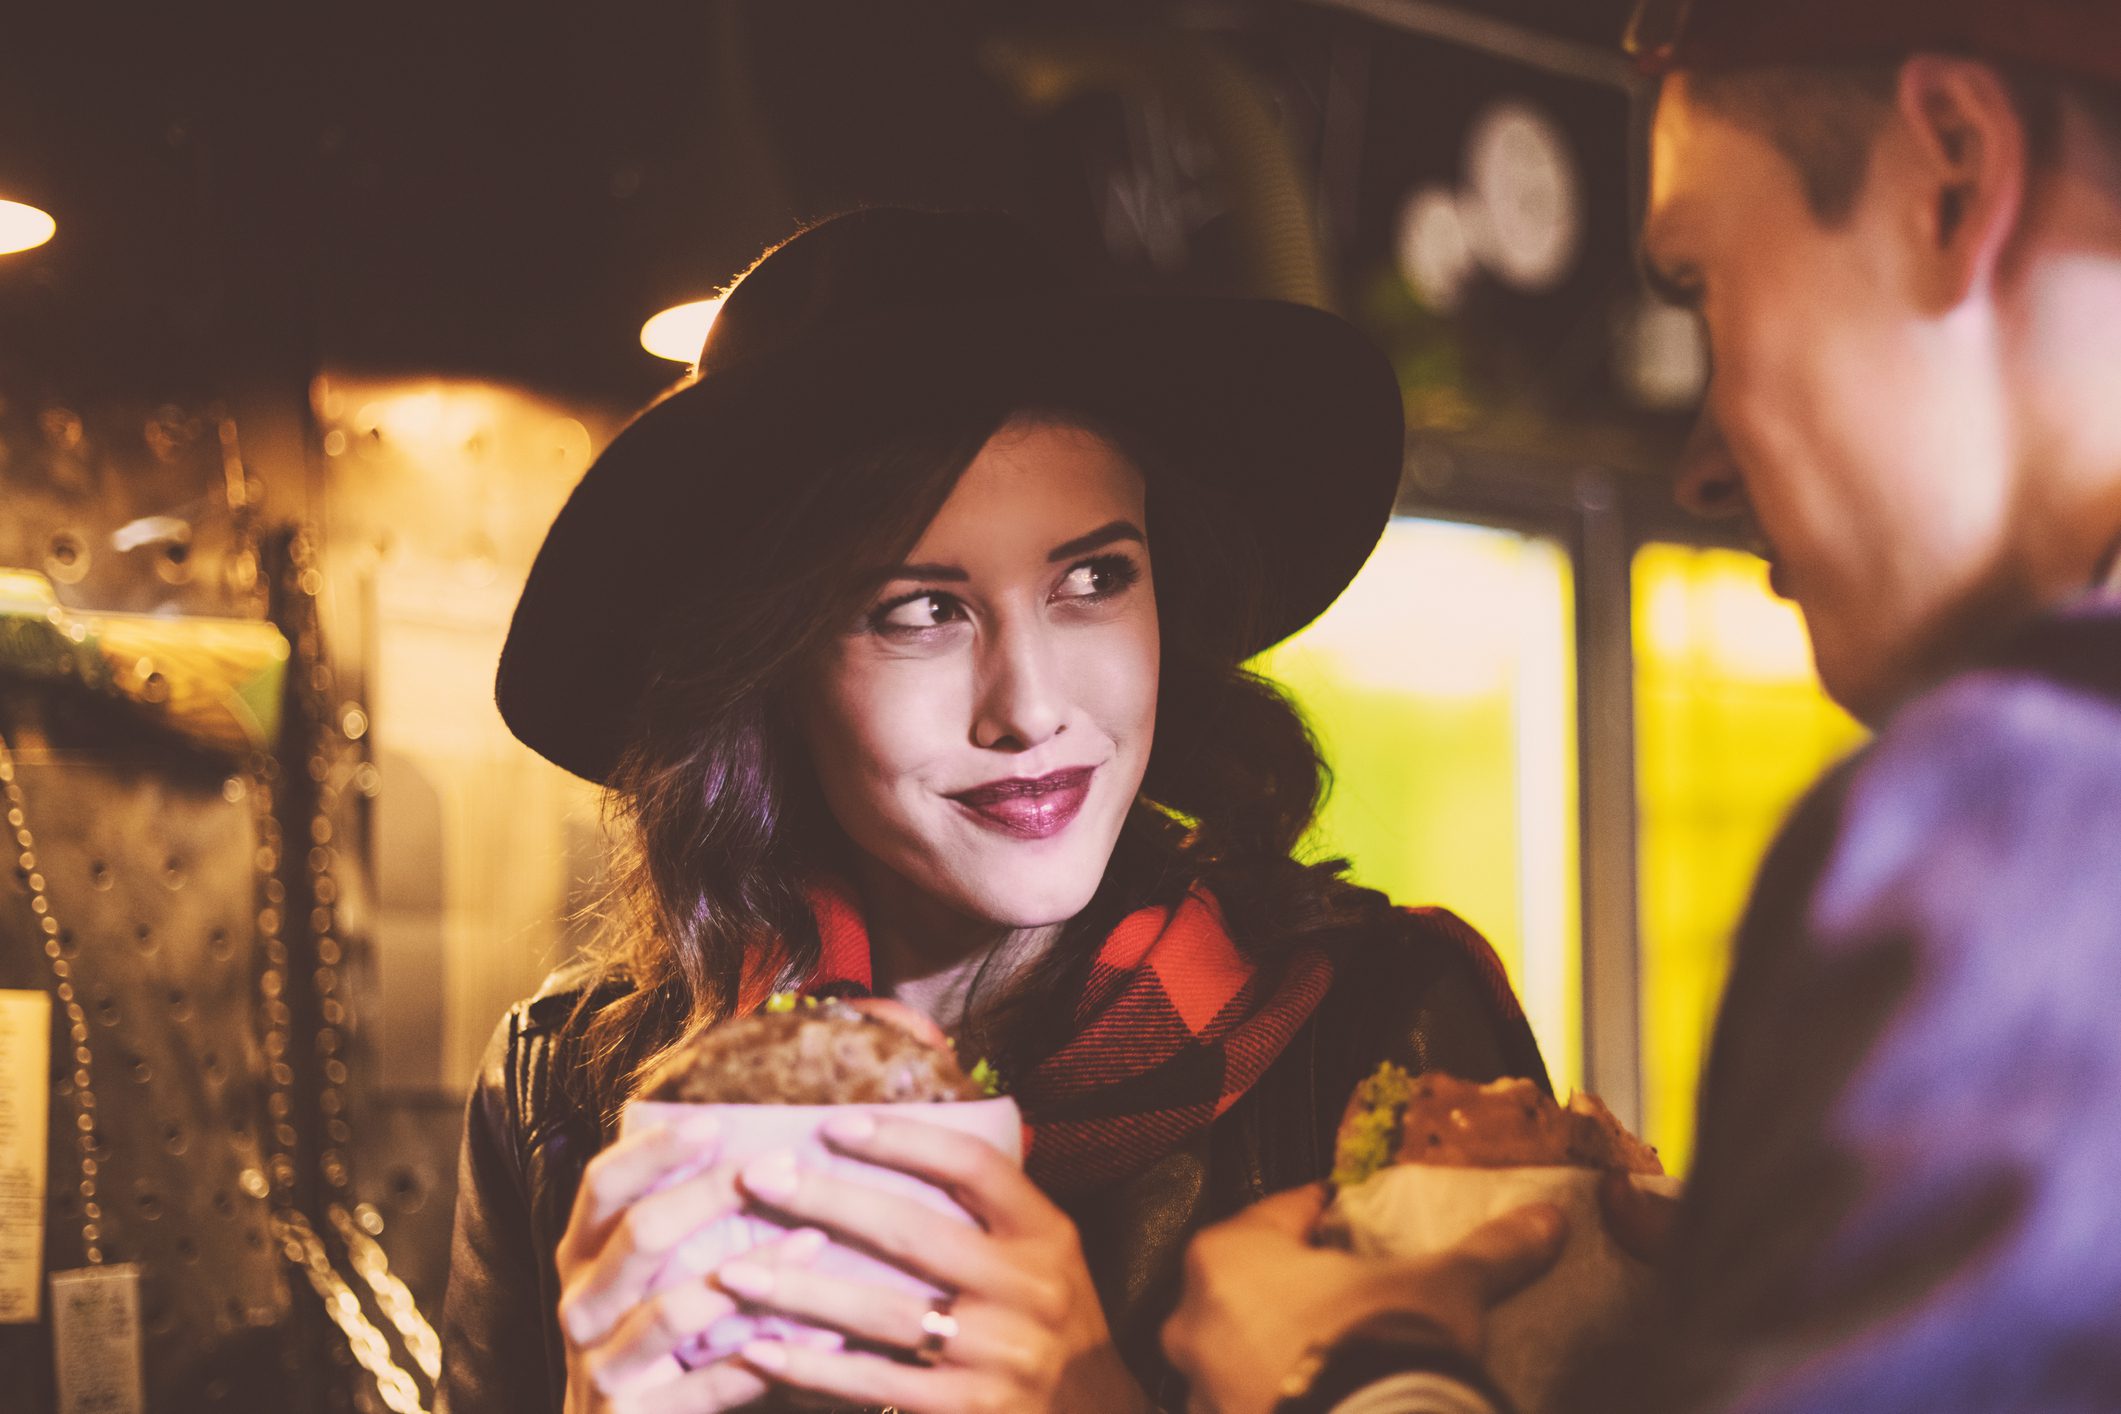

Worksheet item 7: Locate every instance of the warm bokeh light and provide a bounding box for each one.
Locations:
[639,297,723,364]
[1259,519,1583,1096]
[1634,544,1865,1171]
[0,199,56,256]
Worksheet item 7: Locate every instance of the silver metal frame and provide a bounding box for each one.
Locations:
[1397,443,1755,1131]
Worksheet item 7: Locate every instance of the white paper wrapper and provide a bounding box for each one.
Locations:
[1321,1165,1682,1414]
[619,1096,1022,1366]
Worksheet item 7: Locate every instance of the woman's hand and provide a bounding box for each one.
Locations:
[556,1115,821,1414]
[1161,1184,1565,1414]
[721,1111,1153,1414]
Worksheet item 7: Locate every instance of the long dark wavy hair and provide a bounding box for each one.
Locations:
[560,382,1400,1129]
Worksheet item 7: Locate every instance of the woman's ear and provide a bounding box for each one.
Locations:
[1896,55,2030,308]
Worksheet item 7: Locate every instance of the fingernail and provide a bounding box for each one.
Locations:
[678,1112,720,1141]
[822,1111,875,1143]
[742,1339,789,1372]
[717,1261,771,1299]
[782,1227,828,1262]
[743,1152,799,1200]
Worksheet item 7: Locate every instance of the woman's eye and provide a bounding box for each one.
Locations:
[1054,554,1141,602]
[871,592,964,633]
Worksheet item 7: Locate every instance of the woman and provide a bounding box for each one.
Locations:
[439,207,1548,1414]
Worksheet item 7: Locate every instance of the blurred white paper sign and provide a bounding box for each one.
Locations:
[0,988,51,1323]
[49,1263,145,1414]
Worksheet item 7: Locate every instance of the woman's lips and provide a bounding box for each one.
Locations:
[949,767,1096,840]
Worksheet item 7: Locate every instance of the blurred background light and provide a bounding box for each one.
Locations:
[1632,544,1865,1169]
[1259,518,1583,1096]
[640,297,723,365]
[0,198,55,255]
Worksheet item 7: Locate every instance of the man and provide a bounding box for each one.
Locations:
[1163,1,2121,1410]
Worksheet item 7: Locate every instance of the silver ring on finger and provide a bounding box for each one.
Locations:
[913,1293,959,1366]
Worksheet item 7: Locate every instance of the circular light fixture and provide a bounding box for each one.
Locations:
[640,297,724,365]
[1395,185,1476,314]
[0,199,55,256]
[1461,100,1582,294]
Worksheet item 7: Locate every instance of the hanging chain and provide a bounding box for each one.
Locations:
[0,729,104,1266]
[276,528,444,1385]
[251,751,433,1413]
[328,1202,442,1382]
[276,1206,429,1414]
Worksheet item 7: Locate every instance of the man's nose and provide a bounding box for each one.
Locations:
[1673,408,1747,520]
[971,618,1066,752]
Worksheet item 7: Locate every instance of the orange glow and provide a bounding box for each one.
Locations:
[0,200,55,256]
[639,297,723,365]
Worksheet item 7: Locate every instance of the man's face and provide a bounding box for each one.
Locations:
[1644,75,2019,722]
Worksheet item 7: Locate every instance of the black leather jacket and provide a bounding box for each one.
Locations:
[437,910,1549,1413]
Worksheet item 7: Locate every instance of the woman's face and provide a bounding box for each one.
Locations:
[798,416,1160,930]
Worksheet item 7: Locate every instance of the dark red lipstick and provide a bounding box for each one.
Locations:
[949,767,1096,840]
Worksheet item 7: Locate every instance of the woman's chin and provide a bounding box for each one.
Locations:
[961,878,1104,931]
[940,854,1108,932]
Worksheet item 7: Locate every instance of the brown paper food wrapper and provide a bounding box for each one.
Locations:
[1320,1164,1681,1414]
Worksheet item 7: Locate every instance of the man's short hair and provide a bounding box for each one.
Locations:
[1687,61,2121,224]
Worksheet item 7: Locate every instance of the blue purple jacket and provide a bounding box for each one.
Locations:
[1637,592,2121,1413]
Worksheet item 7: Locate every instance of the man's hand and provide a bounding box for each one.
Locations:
[1162,1185,1566,1414]
[1598,1172,1681,1265]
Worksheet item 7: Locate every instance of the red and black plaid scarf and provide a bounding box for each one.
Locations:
[737,880,1332,1197]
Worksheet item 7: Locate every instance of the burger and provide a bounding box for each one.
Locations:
[637,994,997,1105]
[1329,1066,1662,1186]
[1319,1065,1676,1414]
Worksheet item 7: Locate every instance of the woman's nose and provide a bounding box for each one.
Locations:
[1673,407,1748,520]
[971,619,1067,752]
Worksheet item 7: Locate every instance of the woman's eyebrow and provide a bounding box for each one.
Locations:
[873,561,969,585]
[869,520,1146,586]
[1048,520,1146,563]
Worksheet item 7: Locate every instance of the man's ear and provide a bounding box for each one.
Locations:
[1896,55,2029,308]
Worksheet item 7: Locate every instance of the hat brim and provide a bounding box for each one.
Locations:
[498,293,1405,782]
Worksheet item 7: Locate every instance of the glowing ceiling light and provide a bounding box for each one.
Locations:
[0,200,55,256]
[639,297,723,365]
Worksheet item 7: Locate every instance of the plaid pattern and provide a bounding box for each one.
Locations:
[743,880,1523,1198]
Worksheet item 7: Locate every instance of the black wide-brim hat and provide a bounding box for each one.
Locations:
[498,207,1406,784]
